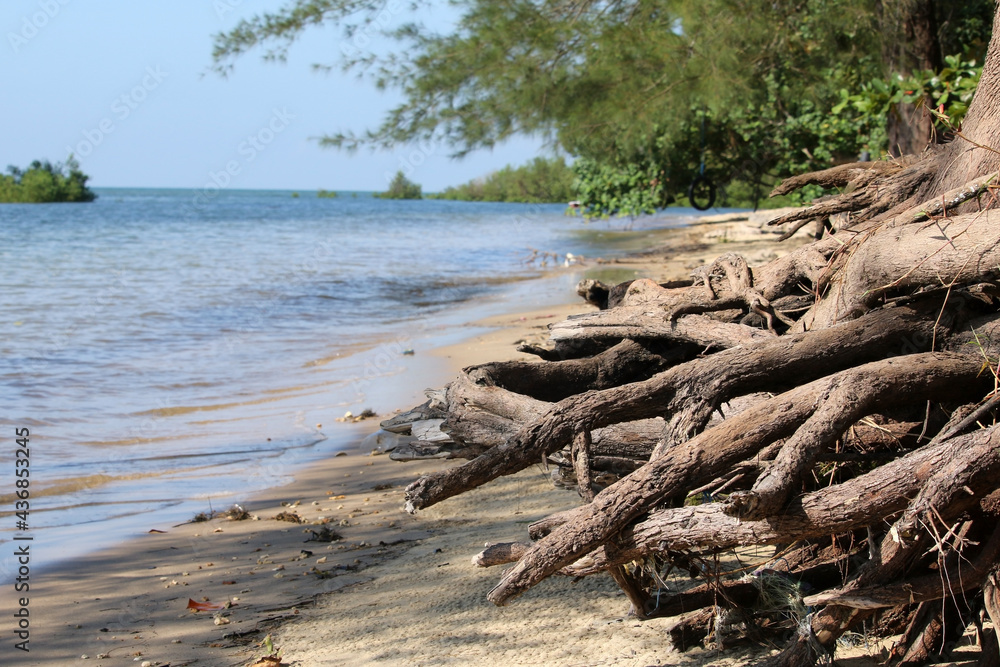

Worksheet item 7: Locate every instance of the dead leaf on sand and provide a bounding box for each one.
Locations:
[249,657,282,667]
[186,598,229,612]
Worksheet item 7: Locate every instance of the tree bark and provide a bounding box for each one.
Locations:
[405,302,960,513]
[485,354,993,606]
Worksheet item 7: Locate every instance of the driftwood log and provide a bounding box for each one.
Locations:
[377,10,1000,664]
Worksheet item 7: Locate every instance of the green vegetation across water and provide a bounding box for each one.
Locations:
[376,171,422,200]
[0,156,95,203]
[432,157,574,203]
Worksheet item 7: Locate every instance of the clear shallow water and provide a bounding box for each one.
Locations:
[0,188,705,574]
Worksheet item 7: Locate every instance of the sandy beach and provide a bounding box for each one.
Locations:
[18,210,977,667]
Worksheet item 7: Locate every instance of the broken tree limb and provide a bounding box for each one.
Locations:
[442,370,665,458]
[472,542,533,568]
[898,171,999,223]
[571,429,595,501]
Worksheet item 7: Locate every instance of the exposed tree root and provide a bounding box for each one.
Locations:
[384,14,1000,661]
[404,301,969,513]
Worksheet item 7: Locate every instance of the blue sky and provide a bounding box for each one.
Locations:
[1,0,548,191]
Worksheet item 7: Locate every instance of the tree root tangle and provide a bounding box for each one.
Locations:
[382,11,1000,662]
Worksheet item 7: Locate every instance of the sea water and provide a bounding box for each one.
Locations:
[0,188,702,573]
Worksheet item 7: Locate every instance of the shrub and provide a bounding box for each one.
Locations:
[0,156,96,203]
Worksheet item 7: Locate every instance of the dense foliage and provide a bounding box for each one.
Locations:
[376,170,422,199]
[834,54,982,148]
[212,0,994,215]
[432,157,573,203]
[0,156,95,203]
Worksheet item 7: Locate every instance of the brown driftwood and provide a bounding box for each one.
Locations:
[803,525,1000,609]
[435,372,664,459]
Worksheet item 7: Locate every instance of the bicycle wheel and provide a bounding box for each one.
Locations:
[687,174,716,211]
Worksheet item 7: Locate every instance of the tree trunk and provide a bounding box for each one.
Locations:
[877,0,942,157]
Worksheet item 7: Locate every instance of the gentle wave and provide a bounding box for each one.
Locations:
[0,188,718,571]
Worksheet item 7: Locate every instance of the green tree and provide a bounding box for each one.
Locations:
[435,156,574,203]
[0,156,96,203]
[211,1,993,214]
[377,170,422,199]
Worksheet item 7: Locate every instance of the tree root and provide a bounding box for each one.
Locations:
[387,47,1000,659]
[485,354,993,606]
[405,301,960,514]
[464,338,690,403]
[769,159,905,198]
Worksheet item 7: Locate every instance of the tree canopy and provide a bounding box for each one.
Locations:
[212,0,994,212]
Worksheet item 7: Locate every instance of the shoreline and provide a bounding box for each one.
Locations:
[8,266,600,667]
[11,211,831,666]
